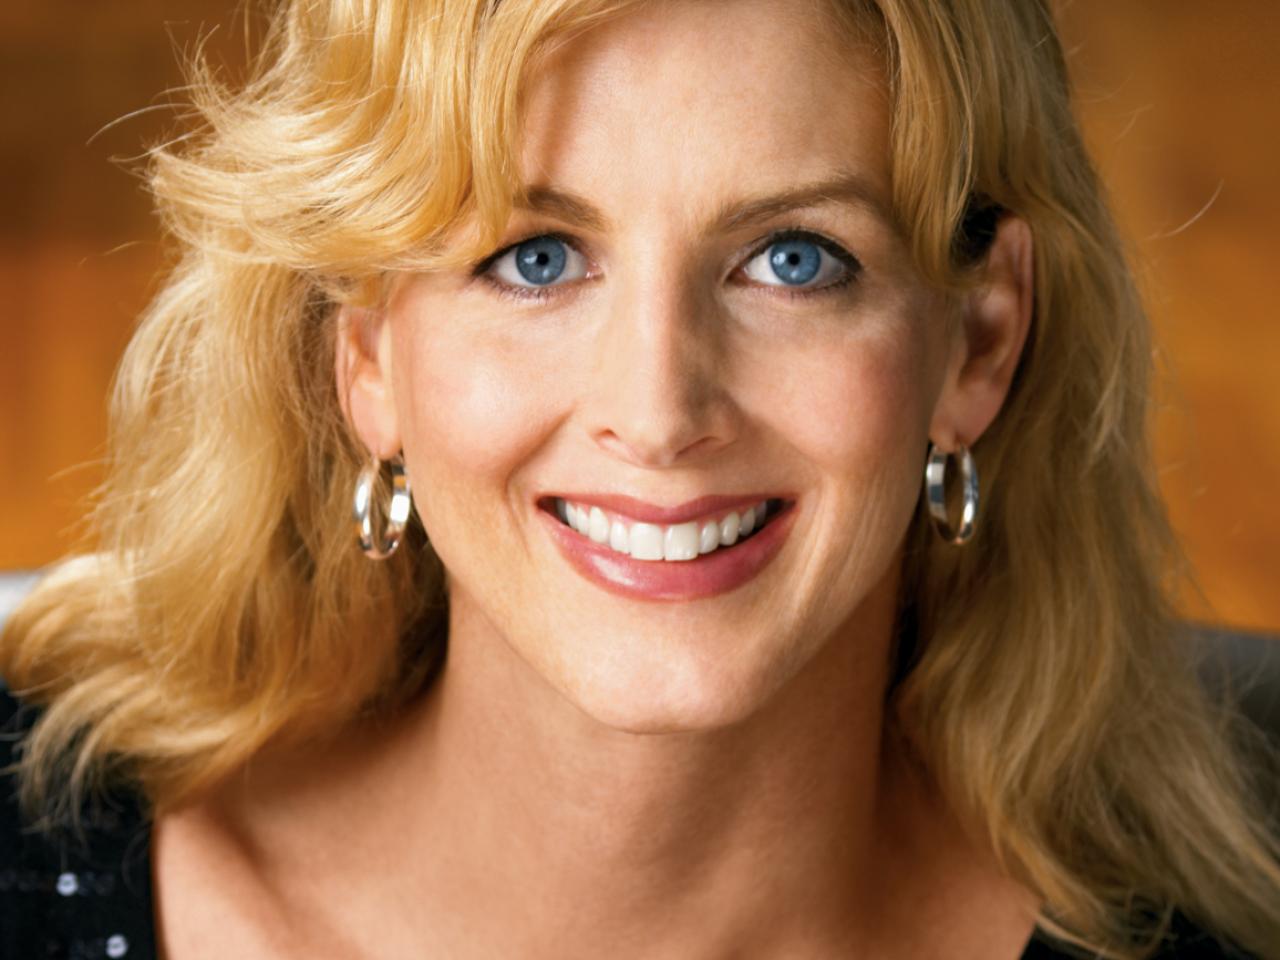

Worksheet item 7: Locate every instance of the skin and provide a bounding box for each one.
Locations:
[152,1,1037,957]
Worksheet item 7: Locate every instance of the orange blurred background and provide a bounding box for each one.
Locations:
[1,2,1277,631]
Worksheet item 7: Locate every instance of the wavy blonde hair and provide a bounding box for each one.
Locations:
[4,0,1278,956]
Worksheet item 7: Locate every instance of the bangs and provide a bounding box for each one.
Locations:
[154,0,653,281]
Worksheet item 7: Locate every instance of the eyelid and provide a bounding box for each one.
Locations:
[732,227,860,299]
[471,226,862,302]
[470,231,592,277]
[739,228,862,277]
[470,232,597,304]
[472,227,859,277]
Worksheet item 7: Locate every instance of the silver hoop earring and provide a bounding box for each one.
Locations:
[924,443,979,545]
[353,453,412,560]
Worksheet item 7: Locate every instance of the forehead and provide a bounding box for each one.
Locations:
[516,0,890,229]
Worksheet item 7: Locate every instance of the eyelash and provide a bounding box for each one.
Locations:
[469,228,862,304]
[742,230,863,300]
[470,231,581,304]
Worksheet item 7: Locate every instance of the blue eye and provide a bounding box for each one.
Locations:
[770,240,820,284]
[515,237,566,284]
[741,234,853,290]
[488,235,589,289]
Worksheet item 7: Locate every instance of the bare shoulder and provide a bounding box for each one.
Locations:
[152,803,303,960]
[150,715,420,960]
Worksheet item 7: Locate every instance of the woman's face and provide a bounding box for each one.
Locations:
[356,0,975,731]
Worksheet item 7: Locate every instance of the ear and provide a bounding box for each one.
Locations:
[334,305,401,459]
[928,215,1034,450]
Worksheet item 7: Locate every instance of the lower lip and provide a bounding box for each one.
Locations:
[538,502,797,602]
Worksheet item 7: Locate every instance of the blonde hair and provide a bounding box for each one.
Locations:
[4,0,1277,956]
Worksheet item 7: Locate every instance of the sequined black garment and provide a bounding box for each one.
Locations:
[0,684,1256,959]
[1,684,154,960]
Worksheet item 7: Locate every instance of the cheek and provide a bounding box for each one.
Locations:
[387,318,568,567]
[390,320,556,485]
[758,324,935,485]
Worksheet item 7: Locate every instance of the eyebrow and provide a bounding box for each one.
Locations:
[516,186,610,232]
[716,172,892,233]
[514,171,892,237]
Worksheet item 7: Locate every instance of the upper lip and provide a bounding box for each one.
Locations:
[538,492,793,525]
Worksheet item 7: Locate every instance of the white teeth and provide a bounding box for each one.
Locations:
[629,522,665,561]
[699,521,720,554]
[609,518,630,553]
[588,506,610,544]
[719,512,740,547]
[663,521,701,562]
[552,498,779,563]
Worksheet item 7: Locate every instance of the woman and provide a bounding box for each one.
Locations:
[2,0,1277,957]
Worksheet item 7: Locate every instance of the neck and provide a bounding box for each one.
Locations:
[203,561,1038,958]
[392,565,900,955]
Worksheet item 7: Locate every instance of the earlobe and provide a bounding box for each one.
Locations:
[334,305,402,460]
[929,215,1034,448]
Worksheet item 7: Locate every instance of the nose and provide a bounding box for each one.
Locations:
[586,269,738,468]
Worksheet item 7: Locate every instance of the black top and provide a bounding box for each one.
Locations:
[0,685,1255,960]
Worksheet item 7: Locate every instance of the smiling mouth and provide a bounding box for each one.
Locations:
[537,496,792,562]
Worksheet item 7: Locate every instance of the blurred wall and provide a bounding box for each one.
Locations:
[1,2,1277,631]
[0,1,244,576]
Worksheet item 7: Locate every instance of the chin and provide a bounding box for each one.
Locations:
[556,635,783,736]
